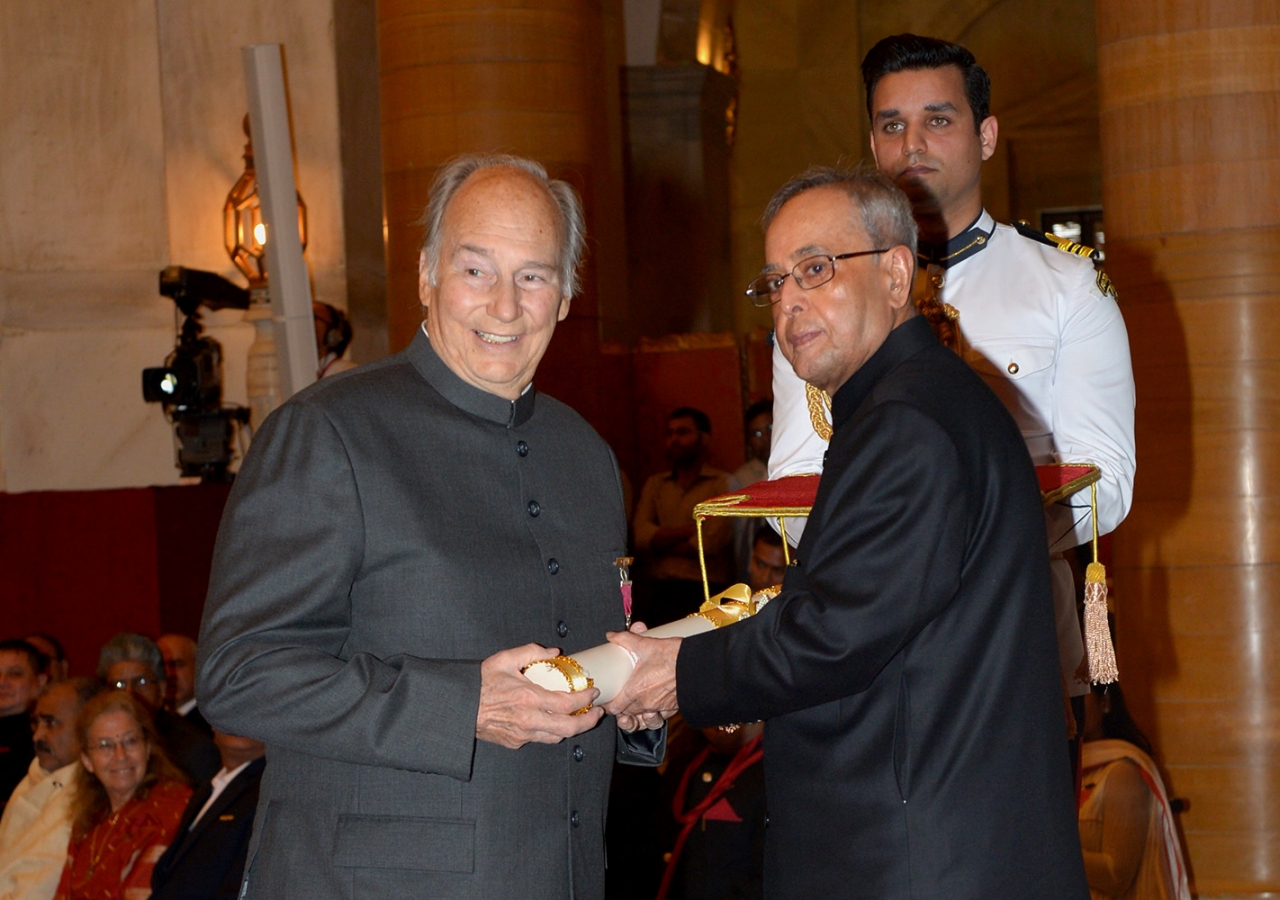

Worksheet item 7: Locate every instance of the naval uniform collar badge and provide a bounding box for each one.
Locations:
[918,215,996,270]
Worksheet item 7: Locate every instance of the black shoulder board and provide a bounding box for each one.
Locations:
[1013,220,1101,261]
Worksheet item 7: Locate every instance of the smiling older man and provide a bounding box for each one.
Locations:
[0,678,98,900]
[605,167,1087,899]
[199,153,661,900]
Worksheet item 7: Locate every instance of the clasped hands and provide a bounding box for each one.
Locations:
[474,625,680,749]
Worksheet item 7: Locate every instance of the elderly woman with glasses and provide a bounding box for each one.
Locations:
[54,691,191,900]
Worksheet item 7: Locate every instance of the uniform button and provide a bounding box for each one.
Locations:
[557,620,569,638]
[701,771,713,783]
[547,558,560,575]
[528,500,541,517]
[1007,361,1020,375]
[573,745,584,762]
[570,810,580,828]
[516,440,529,457]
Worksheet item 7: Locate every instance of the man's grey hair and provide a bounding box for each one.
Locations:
[761,165,918,260]
[418,153,587,299]
[97,632,165,683]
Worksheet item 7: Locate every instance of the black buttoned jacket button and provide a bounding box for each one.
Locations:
[573,745,585,762]
[527,500,541,517]
[547,558,560,575]
[570,810,580,827]
[557,621,569,639]
[516,440,529,457]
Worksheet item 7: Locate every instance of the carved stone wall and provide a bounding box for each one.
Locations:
[0,0,350,492]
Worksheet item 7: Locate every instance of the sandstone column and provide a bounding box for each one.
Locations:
[1098,4,1280,893]
[375,0,628,367]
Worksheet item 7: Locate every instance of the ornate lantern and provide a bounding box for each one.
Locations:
[223,115,307,289]
[223,114,309,429]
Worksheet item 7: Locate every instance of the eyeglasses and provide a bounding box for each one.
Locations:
[111,676,155,691]
[745,249,890,308]
[88,733,145,755]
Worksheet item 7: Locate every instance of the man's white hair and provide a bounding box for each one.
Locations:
[418,153,586,298]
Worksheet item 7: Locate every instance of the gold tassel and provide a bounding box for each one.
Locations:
[912,269,961,351]
[1083,561,1118,685]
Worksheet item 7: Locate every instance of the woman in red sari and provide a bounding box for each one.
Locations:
[54,691,191,900]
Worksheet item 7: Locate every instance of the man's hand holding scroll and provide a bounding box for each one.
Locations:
[477,644,603,749]
[601,624,681,732]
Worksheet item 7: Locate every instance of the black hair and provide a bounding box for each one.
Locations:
[754,527,783,548]
[315,303,354,357]
[669,406,712,435]
[26,632,66,663]
[744,399,773,426]
[41,676,103,707]
[1094,683,1154,757]
[0,638,49,677]
[861,33,991,133]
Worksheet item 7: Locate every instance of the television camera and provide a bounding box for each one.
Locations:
[142,266,251,482]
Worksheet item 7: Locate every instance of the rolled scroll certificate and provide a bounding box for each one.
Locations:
[523,583,777,706]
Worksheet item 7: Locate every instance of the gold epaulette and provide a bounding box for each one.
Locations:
[1012,220,1101,261]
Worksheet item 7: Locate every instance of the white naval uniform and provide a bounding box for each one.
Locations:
[769,210,1136,695]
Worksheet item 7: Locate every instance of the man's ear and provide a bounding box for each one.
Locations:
[557,293,572,322]
[979,115,998,162]
[885,246,915,310]
[418,250,433,309]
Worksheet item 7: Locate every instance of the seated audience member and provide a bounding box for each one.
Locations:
[633,407,733,624]
[0,639,49,802]
[731,400,772,490]
[155,636,209,737]
[657,722,766,900]
[24,635,70,683]
[729,400,774,583]
[54,692,191,900]
[747,528,788,595]
[98,635,219,784]
[0,678,99,900]
[150,731,265,900]
[1079,684,1191,900]
[313,301,356,379]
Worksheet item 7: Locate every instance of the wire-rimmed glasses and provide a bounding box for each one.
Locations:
[745,249,889,308]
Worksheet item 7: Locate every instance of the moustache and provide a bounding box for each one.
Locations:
[34,740,52,754]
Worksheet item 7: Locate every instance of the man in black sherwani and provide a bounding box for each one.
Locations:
[606,167,1089,899]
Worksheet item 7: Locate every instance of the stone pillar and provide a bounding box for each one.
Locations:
[375,0,629,357]
[1098,4,1280,893]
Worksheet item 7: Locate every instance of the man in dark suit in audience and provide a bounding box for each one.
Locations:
[151,730,265,900]
[0,639,48,802]
[158,634,212,736]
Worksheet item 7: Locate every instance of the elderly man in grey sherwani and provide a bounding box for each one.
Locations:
[198,153,662,900]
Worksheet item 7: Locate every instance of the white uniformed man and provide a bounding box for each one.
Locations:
[768,33,1135,701]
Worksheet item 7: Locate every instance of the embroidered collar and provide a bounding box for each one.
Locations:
[917,210,996,270]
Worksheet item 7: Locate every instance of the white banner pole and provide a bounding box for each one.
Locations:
[242,44,318,399]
